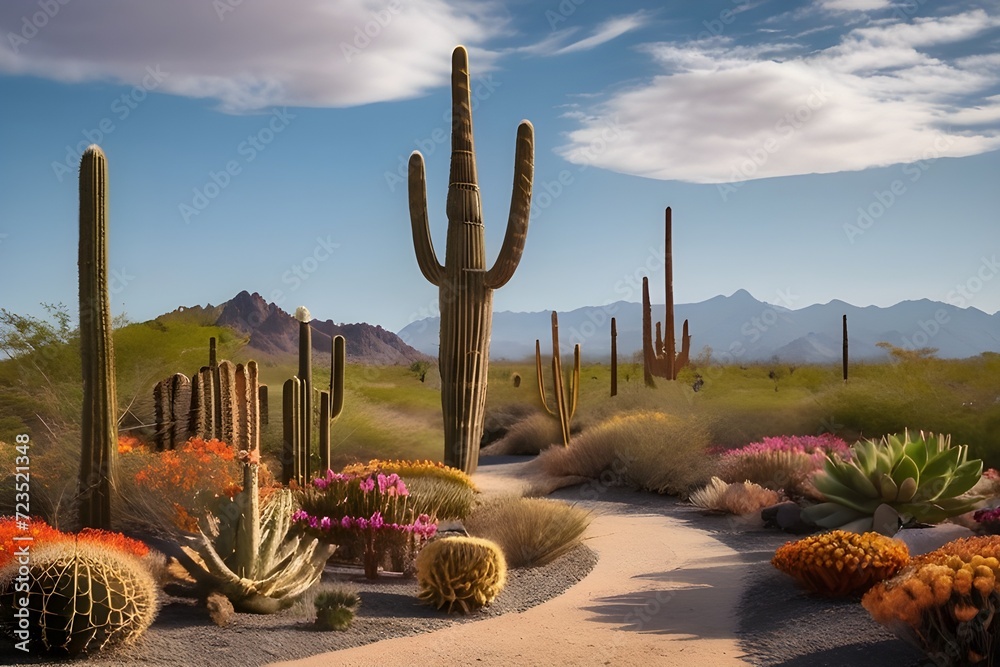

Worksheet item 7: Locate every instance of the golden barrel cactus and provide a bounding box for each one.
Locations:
[416,536,507,613]
[772,530,909,597]
[0,541,158,655]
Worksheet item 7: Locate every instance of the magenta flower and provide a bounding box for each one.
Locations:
[359,476,376,493]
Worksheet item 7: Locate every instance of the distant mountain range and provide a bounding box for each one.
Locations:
[157,291,429,365]
[397,290,1000,363]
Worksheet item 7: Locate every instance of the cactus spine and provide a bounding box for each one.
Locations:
[642,207,692,383]
[407,46,533,474]
[78,145,117,531]
[535,311,579,447]
[318,334,345,473]
[610,317,618,397]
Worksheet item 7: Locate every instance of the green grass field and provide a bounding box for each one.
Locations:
[2,312,999,473]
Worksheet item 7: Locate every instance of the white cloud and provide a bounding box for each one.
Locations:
[818,0,890,12]
[557,10,1000,184]
[516,11,652,57]
[0,0,507,112]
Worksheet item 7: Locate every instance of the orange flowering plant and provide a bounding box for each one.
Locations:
[863,536,1000,665]
[118,436,248,532]
[772,530,909,597]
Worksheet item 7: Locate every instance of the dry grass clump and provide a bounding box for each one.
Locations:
[689,477,781,515]
[464,494,591,568]
[480,412,564,456]
[533,411,713,497]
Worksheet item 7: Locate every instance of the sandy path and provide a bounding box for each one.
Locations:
[270,461,750,667]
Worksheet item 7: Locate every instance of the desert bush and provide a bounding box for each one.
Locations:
[534,411,713,497]
[116,436,255,534]
[480,412,564,456]
[340,459,476,520]
[295,470,437,578]
[464,494,591,568]
[416,536,507,614]
[715,434,851,497]
[689,477,781,515]
[862,536,1000,664]
[773,530,909,597]
[480,403,538,447]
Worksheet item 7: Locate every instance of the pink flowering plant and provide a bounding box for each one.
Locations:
[293,470,437,579]
[715,434,852,498]
[973,505,1000,533]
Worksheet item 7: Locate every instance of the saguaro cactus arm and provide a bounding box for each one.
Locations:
[407,152,445,287]
[484,121,534,290]
[534,311,579,447]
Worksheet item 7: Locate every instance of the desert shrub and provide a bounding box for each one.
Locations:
[862,536,1000,663]
[464,494,591,568]
[295,471,437,578]
[715,434,851,497]
[689,477,781,515]
[480,412,564,456]
[534,411,713,497]
[340,459,476,521]
[416,536,507,613]
[481,403,539,447]
[773,530,909,597]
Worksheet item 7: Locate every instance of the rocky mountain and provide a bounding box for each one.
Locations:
[397,290,1000,363]
[165,291,430,365]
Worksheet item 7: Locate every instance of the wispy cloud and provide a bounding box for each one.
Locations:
[517,11,652,57]
[0,0,508,112]
[557,9,1000,184]
[817,0,890,12]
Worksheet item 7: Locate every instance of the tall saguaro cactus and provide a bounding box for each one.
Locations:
[842,314,849,382]
[642,207,692,383]
[535,312,580,447]
[407,45,534,474]
[610,317,618,398]
[78,145,118,530]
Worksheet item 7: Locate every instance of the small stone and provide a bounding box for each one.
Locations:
[762,502,815,534]
[206,592,235,626]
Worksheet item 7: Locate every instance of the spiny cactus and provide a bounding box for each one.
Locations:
[610,317,618,398]
[153,373,191,450]
[641,207,692,383]
[407,45,534,474]
[0,541,158,655]
[313,586,360,631]
[78,144,118,531]
[416,535,507,613]
[282,307,315,485]
[535,311,579,447]
[319,334,346,474]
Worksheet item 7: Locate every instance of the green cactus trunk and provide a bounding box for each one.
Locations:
[318,334,345,473]
[407,46,533,474]
[843,314,849,382]
[610,317,618,397]
[77,145,118,531]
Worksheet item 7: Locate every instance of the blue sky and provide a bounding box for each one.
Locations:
[1,0,998,334]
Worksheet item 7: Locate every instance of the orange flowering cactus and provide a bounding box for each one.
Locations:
[772,530,909,596]
[863,536,1000,665]
[0,517,149,568]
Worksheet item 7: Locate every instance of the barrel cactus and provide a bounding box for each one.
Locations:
[0,541,158,656]
[802,431,983,534]
[416,535,507,613]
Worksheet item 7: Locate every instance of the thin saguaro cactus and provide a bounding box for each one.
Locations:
[78,144,118,530]
[535,311,580,447]
[407,46,534,474]
[318,334,345,473]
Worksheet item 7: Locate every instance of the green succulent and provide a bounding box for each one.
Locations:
[802,430,984,534]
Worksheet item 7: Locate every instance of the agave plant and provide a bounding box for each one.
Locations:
[801,431,984,534]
